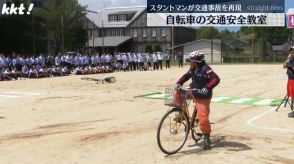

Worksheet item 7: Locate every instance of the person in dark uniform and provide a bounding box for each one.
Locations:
[283,46,294,118]
[175,51,220,150]
[178,51,183,68]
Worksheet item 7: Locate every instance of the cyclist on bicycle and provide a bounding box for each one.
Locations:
[175,51,220,150]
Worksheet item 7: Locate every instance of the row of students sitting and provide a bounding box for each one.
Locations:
[0,64,115,81]
[73,65,114,75]
[0,65,71,81]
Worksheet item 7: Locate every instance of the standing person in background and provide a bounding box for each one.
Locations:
[128,53,133,71]
[133,53,138,71]
[283,46,294,118]
[157,52,163,70]
[152,52,158,70]
[55,55,61,67]
[178,51,184,68]
[146,53,152,70]
[166,52,171,69]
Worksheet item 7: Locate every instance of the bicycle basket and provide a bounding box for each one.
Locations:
[164,88,187,108]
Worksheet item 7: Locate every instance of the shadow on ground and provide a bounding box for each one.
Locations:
[166,135,252,158]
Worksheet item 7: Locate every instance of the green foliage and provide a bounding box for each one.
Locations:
[240,27,291,44]
[0,0,33,55]
[0,0,87,55]
[37,0,87,53]
[154,45,161,52]
[145,45,153,54]
[196,27,220,39]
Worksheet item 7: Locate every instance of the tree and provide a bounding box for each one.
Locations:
[0,0,33,55]
[154,45,161,52]
[196,27,220,39]
[145,45,153,54]
[37,0,87,53]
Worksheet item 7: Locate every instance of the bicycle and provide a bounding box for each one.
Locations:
[81,76,116,84]
[157,88,203,155]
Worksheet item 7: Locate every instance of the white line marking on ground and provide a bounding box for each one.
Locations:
[0,94,22,98]
[230,98,253,104]
[211,97,231,102]
[246,108,294,133]
[2,91,45,95]
[253,99,274,106]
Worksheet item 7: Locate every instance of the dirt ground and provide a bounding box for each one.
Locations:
[0,64,293,164]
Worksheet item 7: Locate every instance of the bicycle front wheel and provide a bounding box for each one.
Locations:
[157,108,190,155]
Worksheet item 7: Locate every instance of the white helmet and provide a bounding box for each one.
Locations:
[187,51,204,62]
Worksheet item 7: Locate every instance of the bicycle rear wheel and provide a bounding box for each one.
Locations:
[157,108,190,155]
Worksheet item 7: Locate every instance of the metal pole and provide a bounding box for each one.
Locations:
[172,26,174,60]
[92,20,95,54]
[102,20,104,54]
[61,15,64,53]
[252,27,254,63]
[211,27,214,64]
[291,27,294,47]
[32,13,36,56]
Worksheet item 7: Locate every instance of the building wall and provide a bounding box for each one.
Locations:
[84,9,196,53]
[183,42,222,63]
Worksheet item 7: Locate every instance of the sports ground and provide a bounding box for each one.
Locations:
[0,64,293,163]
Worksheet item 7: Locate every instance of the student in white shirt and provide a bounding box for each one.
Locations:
[152,53,158,70]
[55,56,61,66]
[21,65,29,78]
[157,52,163,70]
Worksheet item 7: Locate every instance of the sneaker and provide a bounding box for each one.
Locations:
[288,111,294,118]
[203,134,211,150]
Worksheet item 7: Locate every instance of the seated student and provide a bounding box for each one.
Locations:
[21,65,29,78]
[122,62,128,72]
[88,66,94,74]
[115,62,122,71]
[1,67,11,80]
[3,67,13,80]
[62,66,70,76]
[47,67,53,77]
[52,66,61,76]
[36,65,46,78]
[89,66,96,74]
[82,66,88,74]
[29,65,38,78]
[11,67,22,80]
[74,66,82,75]
[143,62,148,71]
[105,65,113,73]
[0,66,5,81]
[95,66,102,74]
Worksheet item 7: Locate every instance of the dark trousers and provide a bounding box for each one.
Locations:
[153,62,158,70]
[158,60,162,70]
[166,60,170,68]
[178,59,183,68]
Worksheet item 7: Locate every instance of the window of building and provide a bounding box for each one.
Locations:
[152,28,156,37]
[111,29,115,36]
[143,29,147,37]
[133,29,137,37]
[109,15,117,22]
[162,28,166,37]
[89,30,93,38]
[118,15,127,21]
